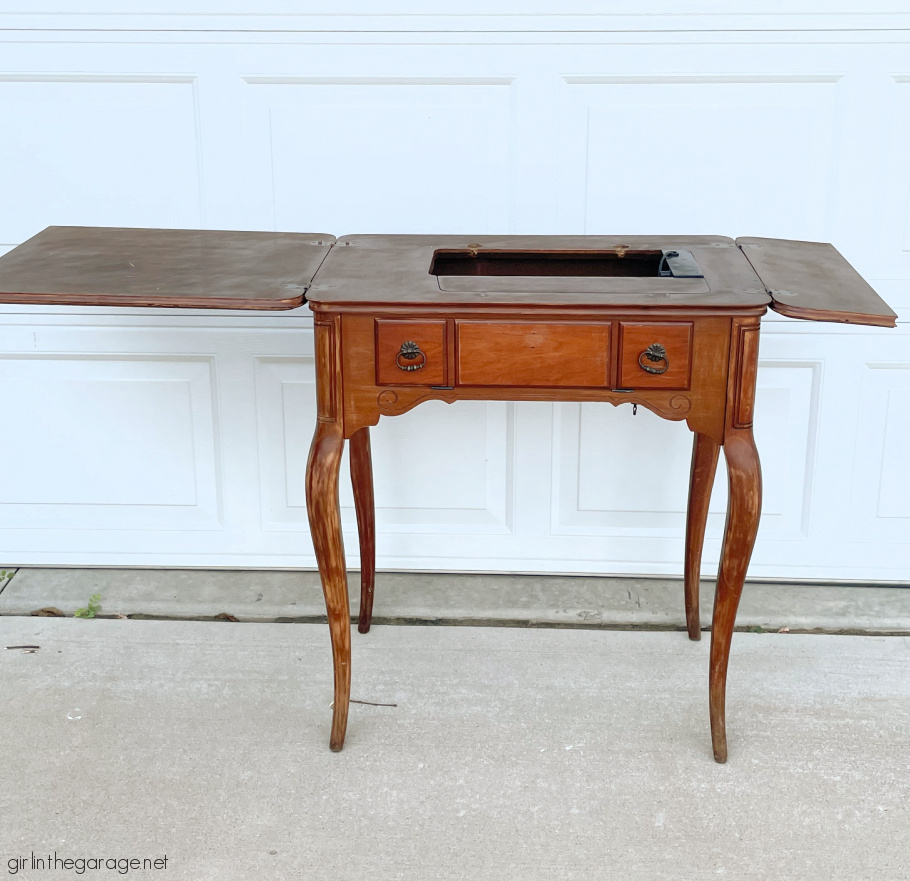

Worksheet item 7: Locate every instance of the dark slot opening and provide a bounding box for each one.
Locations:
[429,249,665,278]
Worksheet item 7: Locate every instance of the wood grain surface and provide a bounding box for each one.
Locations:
[456,321,612,387]
[0,226,334,309]
[736,237,897,327]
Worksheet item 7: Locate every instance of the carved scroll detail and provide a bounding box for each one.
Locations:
[668,394,693,415]
[377,390,399,409]
[604,392,691,420]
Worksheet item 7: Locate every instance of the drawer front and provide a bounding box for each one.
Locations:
[376,319,447,386]
[618,322,692,389]
[457,322,611,387]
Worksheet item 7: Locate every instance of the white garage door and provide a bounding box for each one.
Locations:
[0,3,907,582]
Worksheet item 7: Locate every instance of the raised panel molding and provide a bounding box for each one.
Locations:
[557,75,841,238]
[749,362,821,540]
[850,363,910,542]
[895,77,910,258]
[240,77,514,234]
[551,360,820,543]
[0,355,221,530]
[551,402,693,536]
[255,357,515,537]
[365,400,515,534]
[0,75,202,245]
[877,76,910,281]
[254,356,319,534]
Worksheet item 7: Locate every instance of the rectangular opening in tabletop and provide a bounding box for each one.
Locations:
[430,249,667,278]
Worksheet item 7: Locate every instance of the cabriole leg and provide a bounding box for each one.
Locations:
[350,426,376,633]
[684,432,720,641]
[709,429,762,763]
[306,420,350,752]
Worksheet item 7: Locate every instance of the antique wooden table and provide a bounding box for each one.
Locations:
[304,234,896,763]
[0,227,896,763]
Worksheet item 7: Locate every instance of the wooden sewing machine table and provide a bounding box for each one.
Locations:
[304,234,895,763]
[0,227,895,763]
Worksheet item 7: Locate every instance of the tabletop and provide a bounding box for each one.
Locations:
[0,226,335,310]
[0,227,896,327]
[306,234,896,326]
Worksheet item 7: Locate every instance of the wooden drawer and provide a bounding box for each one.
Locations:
[618,322,692,389]
[375,319,447,386]
[457,321,611,387]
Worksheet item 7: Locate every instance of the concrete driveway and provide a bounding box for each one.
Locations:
[2,614,909,881]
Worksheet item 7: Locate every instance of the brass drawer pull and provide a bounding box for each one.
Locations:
[638,343,669,375]
[396,341,427,372]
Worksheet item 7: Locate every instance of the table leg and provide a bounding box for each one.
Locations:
[306,420,350,752]
[684,432,720,641]
[350,426,376,634]
[709,429,762,763]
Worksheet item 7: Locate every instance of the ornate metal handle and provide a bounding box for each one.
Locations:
[396,341,427,372]
[638,343,669,375]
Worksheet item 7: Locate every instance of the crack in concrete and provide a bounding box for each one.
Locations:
[1,609,907,637]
